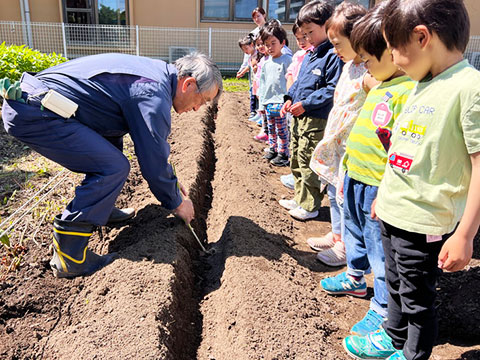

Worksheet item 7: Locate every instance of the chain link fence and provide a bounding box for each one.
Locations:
[0,21,301,74]
[1,21,480,73]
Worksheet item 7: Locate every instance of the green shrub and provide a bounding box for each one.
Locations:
[0,42,67,82]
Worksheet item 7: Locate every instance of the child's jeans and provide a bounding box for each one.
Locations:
[327,183,343,236]
[380,220,446,360]
[249,88,258,114]
[343,173,388,318]
[290,116,326,212]
[266,103,289,155]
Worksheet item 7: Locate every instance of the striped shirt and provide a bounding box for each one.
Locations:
[344,76,415,186]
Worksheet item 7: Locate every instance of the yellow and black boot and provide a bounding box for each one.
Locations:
[50,215,116,278]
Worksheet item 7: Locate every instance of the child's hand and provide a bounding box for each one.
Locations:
[289,102,306,117]
[438,232,473,272]
[281,100,292,116]
[370,197,378,220]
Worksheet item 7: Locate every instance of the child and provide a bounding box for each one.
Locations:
[308,1,371,267]
[280,22,314,190]
[237,34,259,122]
[344,1,480,359]
[258,22,292,167]
[319,1,415,341]
[286,22,314,91]
[253,33,270,141]
[280,0,343,221]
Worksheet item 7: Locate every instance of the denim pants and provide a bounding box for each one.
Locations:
[380,220,446,360]
[327,184,342,236]
[343,173,388,317]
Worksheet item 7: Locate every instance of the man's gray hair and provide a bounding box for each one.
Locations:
[174,52,223,102]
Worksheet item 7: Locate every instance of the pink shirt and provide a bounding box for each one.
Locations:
[285,47,314,82]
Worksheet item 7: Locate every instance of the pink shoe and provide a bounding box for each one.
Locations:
[254,132,268,142]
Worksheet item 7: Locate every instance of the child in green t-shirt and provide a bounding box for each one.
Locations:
[345,1,480,360]
[320,0,415,347]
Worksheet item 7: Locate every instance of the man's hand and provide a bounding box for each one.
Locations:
[0,78,24,102]
[289,102,306,117]
[178,181,188,197]
[280,100,292,117]
[172,198,195,225]
[438,232,473,272]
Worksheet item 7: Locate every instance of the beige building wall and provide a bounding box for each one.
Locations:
[0,0,478,34]
[0,1,22,21]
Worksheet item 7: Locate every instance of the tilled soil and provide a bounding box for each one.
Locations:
[0,92,479,359]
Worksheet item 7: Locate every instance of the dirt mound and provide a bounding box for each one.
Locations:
[1,92,480,359]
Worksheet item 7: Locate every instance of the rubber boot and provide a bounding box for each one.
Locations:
[50,215,116,278]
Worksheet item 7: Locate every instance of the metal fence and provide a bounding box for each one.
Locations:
[1,21,480,72]
[0,21,301,74]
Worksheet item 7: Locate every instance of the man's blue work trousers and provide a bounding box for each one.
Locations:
[2,100,130,226]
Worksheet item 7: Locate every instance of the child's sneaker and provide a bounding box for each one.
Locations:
[288,206,319,220]
[320,272,367,297]
[264,148,277,160]
[343,328,396,359]
[351,309,386,336]
[280,174,294,190]
[278,199,298,210]
[270,153,289,167]
[248,112,257,121]
[256,116,263,126]
[249,112,261,122]
[386,350,406,360]
[307,232,335,251]
[316,241,346,266]
[254,132,268,142]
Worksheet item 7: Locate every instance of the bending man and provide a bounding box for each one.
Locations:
[1,52,222,278]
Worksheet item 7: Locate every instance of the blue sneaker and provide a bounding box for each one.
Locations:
[280,174,294,190]
[386,350,406,360]
[351,310,386,336]
[343,328,396,359]
[320,272,367,297]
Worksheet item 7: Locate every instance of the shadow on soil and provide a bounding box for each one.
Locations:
[204,215,347,296]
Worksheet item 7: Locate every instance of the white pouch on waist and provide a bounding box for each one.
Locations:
[41,89,78,118]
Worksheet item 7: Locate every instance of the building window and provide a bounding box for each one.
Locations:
[202,0,374,22]
[63,0,128,25]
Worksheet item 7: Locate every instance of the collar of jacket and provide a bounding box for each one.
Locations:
[309,40,333,62]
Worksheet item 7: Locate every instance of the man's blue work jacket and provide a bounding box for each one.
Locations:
[35,53,183,210]
[286,40,344,119]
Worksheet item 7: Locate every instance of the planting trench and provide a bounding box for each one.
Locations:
[1,92,480,359]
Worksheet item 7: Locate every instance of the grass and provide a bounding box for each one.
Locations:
[222,76,249,92]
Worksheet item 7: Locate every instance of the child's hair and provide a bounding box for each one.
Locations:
[350,2,388,60]
[252,7,266,19]
[297,0,334,27]
[382,0,470,53]
[292,22,300,36]
[253,32,266,62]
[325,1,367,38]
[238,34,254,49]
[260,21,288,44]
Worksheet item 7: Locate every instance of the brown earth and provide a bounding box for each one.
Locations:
[0,92,479,359]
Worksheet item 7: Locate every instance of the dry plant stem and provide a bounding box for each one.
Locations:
[31,212,47,248]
